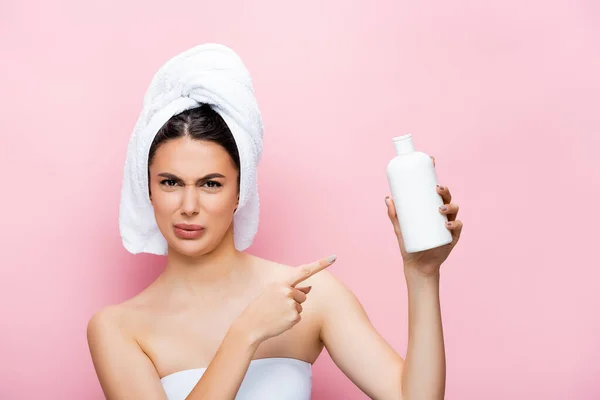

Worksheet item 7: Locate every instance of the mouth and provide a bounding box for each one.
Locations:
[173,224,205,239]
[174,223,204,231]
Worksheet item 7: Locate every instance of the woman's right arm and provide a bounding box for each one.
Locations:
[87,307,260,400]
[87,257,334,399]
[87,306,169,400]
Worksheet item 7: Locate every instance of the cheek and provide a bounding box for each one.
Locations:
[201,193,236,215]
[156,193,177,206]
[151,192,181,216]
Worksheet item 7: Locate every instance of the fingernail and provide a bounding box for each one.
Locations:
[327,255,337,263]
[385,196,389,204]
[446,221,452,227]
[439,185,445,190]
[440,205,447,211]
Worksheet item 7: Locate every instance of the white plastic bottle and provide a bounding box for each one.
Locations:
[386,134,453,253]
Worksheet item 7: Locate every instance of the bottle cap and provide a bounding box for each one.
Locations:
[393,134,414,155]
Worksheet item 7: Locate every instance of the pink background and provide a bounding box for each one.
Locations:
[1,0,599,398]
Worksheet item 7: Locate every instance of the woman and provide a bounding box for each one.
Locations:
[88,47,463,400]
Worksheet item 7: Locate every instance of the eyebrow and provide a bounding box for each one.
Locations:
[157,172,226,182]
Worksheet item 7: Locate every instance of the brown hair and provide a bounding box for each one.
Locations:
[147,104,241,197]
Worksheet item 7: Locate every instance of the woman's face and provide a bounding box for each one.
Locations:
[148,136,239,256]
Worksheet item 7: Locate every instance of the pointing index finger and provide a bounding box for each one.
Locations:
[288,255,337,287]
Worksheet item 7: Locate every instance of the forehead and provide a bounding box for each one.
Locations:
[150,136,235,176]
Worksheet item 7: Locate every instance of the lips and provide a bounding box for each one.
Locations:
[173,224,205,239]
[173,223,204,231]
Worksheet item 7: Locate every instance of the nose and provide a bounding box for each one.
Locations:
[180,185,200,216]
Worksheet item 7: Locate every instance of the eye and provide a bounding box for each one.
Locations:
[160,179,178,187]
[203,180,222,189]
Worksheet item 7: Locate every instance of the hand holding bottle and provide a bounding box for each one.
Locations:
[385,136,463,275]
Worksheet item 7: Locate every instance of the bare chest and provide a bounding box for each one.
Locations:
[135,296,323,379]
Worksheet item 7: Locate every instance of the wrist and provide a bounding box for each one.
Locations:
[404,264,441,286]
[229,316,263,350]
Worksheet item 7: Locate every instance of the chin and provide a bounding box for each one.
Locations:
[170,235,217,257]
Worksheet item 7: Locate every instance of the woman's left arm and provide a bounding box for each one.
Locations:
[316,163,463,400]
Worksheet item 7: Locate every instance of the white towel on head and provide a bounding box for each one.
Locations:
[119,43,264,255]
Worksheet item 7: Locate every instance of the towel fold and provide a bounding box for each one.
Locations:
[119,43,264,255]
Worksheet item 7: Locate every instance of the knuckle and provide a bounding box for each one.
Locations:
[301,266,312,277]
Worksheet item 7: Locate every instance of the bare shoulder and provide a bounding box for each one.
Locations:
[88,304,118,334]
[87,303,133,347]
[303,268,360,310]
[87,298,166,398]
[248,254,295,282]
[251,255,333,282]
[251,255,357,312]
[87,290,155,348]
